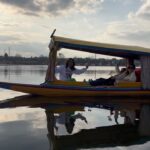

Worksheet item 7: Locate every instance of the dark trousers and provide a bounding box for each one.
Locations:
[89,77,115,86]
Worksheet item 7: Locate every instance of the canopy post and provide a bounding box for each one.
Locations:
[140,56,150,89]
[138,105,150,136]
[138,56,150,136]
[45,38,58,82]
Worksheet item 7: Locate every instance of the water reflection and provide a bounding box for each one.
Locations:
[0,120,48,150]
[46,111,139,150]
[0,95,149,150]
[0,65,150,149]
[0,65,114,84]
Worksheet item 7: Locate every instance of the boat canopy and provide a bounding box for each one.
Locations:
[51,36,150,59]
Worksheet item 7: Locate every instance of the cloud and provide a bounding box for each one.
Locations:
[0,0,41,15]
[0,22,19,28]
[128,0,150,20]
[0,35,21,42]
[105,24,150,43]
[45,0,104,16]
[0,32,30,44]
[1,0,149,58]
[45,0,75,15]
[135,0,150,20]
[97,0,150,48]
[0,0,104,16]
[75,0,103,13]
[115,31,150,42]
[0,41,48,57]
[99,20,150,48]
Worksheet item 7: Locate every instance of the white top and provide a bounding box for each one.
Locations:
[123,71,136,81]
[55,65,87,81]
[115,71,127,80]
[116,71,136,83]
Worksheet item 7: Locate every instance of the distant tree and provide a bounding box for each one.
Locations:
[39,55,44,58]
[15,54,22,58]
[4,52,8,58]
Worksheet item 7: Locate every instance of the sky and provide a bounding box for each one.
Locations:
[0,0,150,58]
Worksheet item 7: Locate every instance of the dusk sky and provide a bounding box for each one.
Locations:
[0,0,150,58]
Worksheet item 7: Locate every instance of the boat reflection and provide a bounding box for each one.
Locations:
[45,108,140,150]
[1,94,150,110]
[0,95,150,150]
[45,109,88,150]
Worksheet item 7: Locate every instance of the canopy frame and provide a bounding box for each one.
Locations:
[51,36,150,59]
[45,35,150,82]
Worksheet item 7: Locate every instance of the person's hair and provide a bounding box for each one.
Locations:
[65,117,75,134]
[65,58,76,71]
[128,64,135,70]
[119,68,129,75]
[120,68,126,73]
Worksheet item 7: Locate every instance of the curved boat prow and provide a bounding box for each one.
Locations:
[0,82,12,90]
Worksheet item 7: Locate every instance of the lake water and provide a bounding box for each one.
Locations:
[0,65,150,150]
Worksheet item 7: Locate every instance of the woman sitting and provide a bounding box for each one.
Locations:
[89,65,136,86]
[56,58,89,81]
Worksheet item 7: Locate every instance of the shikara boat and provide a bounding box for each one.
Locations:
[0,81,148,97]
[0,30,150,97]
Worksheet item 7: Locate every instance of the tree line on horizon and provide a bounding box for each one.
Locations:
[0,53,139,66]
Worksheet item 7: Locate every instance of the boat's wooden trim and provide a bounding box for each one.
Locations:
[115,82,142,88]
[53,36,150,53]
[0,82,149,97]
[52,36,150,58]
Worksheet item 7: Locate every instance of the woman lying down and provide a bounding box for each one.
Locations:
[89,65,136,86]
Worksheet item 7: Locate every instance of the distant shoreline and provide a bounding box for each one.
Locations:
[0,56,139,66]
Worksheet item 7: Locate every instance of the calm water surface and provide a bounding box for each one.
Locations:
[0,65,149,150]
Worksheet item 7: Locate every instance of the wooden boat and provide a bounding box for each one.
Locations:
[0,80,149,97]
[0,31,150,97]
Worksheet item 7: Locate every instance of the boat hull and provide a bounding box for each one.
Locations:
[0,82,150,97]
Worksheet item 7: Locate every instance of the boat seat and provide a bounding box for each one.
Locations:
[48,68,142,88]
[115,81,142,88]
[49,80,90,86]
[135,68,141,82]
[48,80,142,88]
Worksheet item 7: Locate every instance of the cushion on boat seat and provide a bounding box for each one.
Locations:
[115,81,142,88]
[49,80,90,86]
[135,68,141,82]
